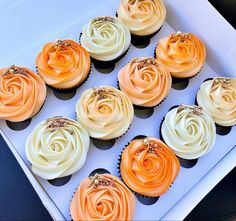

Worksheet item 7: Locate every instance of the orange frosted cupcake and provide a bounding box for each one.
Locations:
[120,137,180,197]
[70,173,135,221]
[0,65,46,122]
[36,39,90,89]
[155,31,206,78]
[118,57,171,107]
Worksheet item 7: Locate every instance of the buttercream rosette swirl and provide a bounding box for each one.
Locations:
[0,66,46,122]
[36,39,90,89]
[80,16,131,61]
[25,116,90,179]
[118,57,171,107]
[197,77,236,126]
[155,31,206,78]
[120,137,180,196]
[117,0,166,36]
[76,86,134,140]
[161,105,216,159]
[70,173,135,221]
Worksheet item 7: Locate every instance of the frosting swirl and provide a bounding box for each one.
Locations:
[120,137,180,196]
[161,105,216,159]
[25,116,90,179]
[197,77,236,126]
[36,39,90,89]
[118,57,171,107]
[117,0,166,36]
[0,66,46,122]
[70,174,135,221]
[76,86,134,140]
[80,16,131,61]
[155,32,206,78]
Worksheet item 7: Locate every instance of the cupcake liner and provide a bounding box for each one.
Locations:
[36,64,92,91]
[117,135,172,199]
[131,26,163,48]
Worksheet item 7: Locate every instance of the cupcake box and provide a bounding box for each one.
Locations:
[0,0,235,220]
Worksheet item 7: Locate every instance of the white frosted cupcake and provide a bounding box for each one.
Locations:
[161,105,216,159]
[25,116,90,179]
[197,77,236,127]
[80,16,131,65]
[76,86,134,140]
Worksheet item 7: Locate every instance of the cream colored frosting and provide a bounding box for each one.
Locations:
[155,32,206,78]
[197,78,236,126]
[0,66,46,122]
[118,0,166,36]
[80,16,131,61]
[25,116,90,179]
[161,105,216,159]
[70,173,135,221]
[76,86,134,140]
[118,57,171,107]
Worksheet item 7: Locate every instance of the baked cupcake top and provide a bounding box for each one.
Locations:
[161,105,216,159]
[76,86,134,140]
[155,31,206,78]
[36,39,90,89]
[197,77,236,126]
[118,57,171,107]
[120,137,180,196]
[25,116,90,179]
[70,173,135,221]
[80,16,131,61]
[117,0,166,36]
[0,65,46,122]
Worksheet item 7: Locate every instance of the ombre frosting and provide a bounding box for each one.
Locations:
[118,57,171,107]
[0,66,46,122]
[155,32,206,78]
[36,39,90,89]
[76,86,134,140]
[120,137,180,196]
[118,0,166,36]
[197,77,236,126]
[70,173,135,221]
[25,116,90,179]
[161,105,216,159]
[81,16,131,61]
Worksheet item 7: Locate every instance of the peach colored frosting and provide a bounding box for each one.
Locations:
[155,31,206,78]
[118,57,172,107]
[70,173,135,221]
[76,86,134,140]
[197,77,236,126]
[118,0,166,36]
[0,66,46,122]
[120,137,180,197]
[36,39,90,89]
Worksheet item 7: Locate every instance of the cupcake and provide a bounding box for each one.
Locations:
[118,57,171,107]
[197,77,236,127]
[70,173,135,221]
[25,116,90,180]
[36,39,90,89]
[120,137,180,197]
[80,16,131,67]
[155,31,206,78]
[0,65,46,122]
[76,86,134,140]
[117,0,166,45]
[161,104,216,159]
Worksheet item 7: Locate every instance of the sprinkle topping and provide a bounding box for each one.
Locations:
[87,173,115,189]
[212,78,231,88]
[46,117,71,129]
[136,138,161,156]
[132,58,159,70]
[93,16,115,23]
[177,105,203,116]
[54,39,71,49]
[3,65,27,77]
[171,31,191,42]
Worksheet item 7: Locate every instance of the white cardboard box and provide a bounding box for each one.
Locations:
[0,0,235,220]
